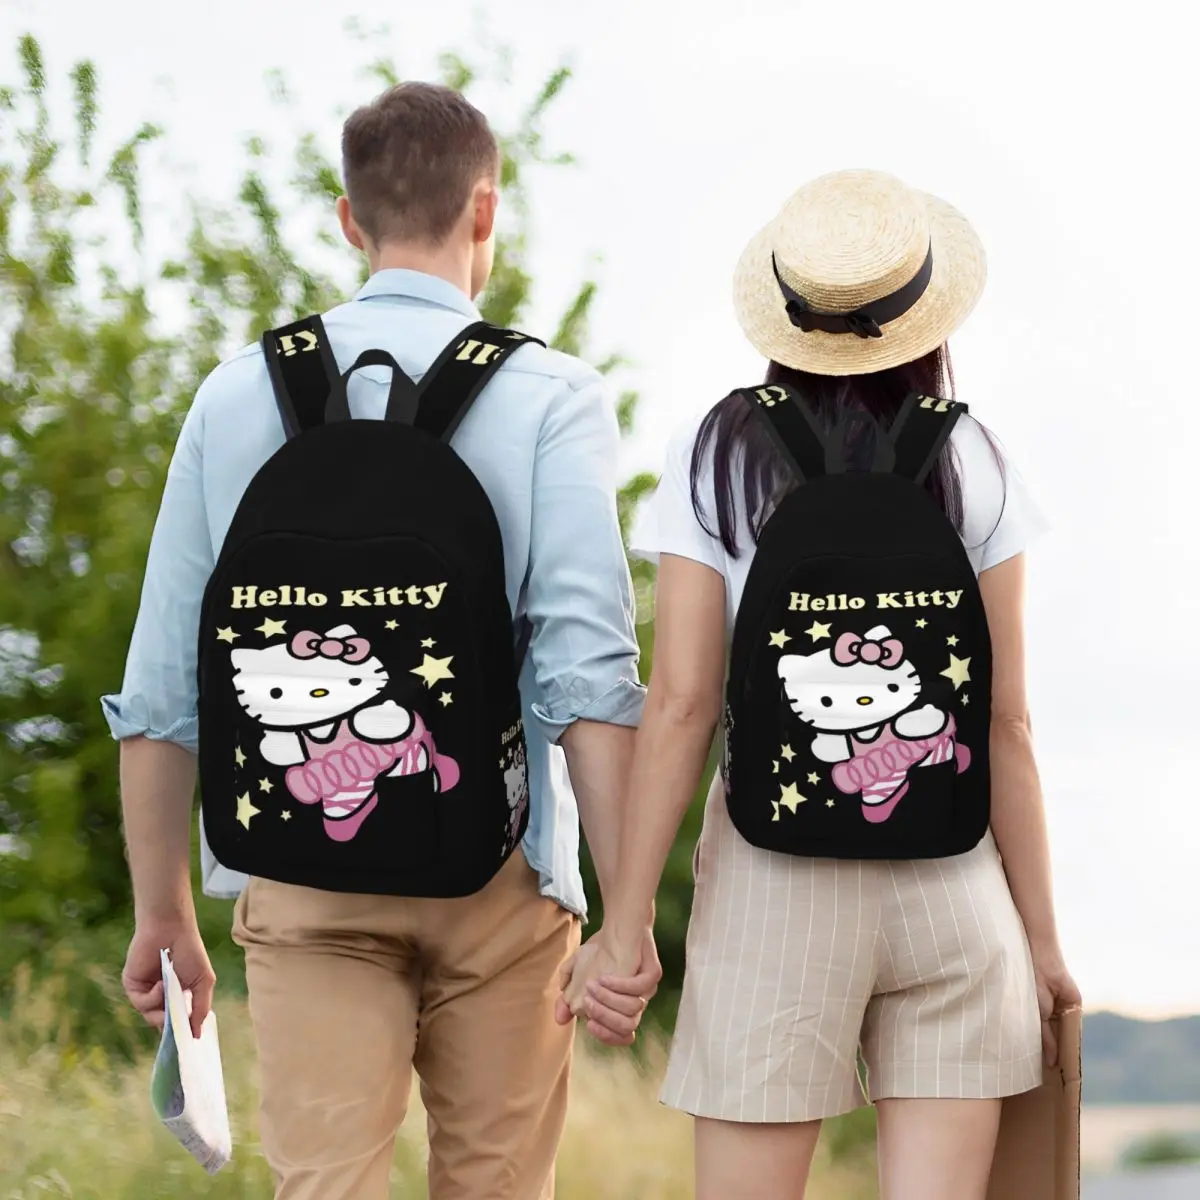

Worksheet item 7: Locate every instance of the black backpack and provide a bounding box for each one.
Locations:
[723,384,991,860]
[197,315,541,897]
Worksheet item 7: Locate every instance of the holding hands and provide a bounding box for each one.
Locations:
[555,925,662,1046]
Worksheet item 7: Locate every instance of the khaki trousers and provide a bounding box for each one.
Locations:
[232,851,581,1200]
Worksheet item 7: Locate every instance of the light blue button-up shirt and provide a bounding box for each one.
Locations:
[102,269,645,918]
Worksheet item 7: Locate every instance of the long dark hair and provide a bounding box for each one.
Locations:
[690,345,998,556]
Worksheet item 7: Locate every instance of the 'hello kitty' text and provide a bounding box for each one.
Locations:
[788,589,964,613]
[230,583,448,610]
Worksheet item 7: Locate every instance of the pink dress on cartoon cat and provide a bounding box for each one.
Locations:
[831,715,969,824]
[286,711,460,842]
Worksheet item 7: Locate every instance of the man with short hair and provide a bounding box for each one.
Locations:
[109,82,658,1200]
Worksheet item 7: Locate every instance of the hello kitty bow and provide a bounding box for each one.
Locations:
[290,630,371,664]
[832,631,904,669]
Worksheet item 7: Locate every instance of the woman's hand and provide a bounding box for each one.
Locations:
[555,926,661,1046]
[1030,941,1082,1066]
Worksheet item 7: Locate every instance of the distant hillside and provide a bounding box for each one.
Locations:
[1085,1012,1200,1104]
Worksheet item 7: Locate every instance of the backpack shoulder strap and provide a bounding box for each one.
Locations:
[886,392,968,485]
[734,382,845,482]
[410,321,545,672]
[261,315,342,439]
[413,321,546,442]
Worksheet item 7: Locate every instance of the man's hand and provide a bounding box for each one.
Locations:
[118,737,207,1035]
[123,920,215,1040]
[555,926,661,1047]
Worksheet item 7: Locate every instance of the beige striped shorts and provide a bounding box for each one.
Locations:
[661,777,1043,1123]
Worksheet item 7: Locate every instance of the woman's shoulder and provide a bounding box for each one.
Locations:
[949,411,1006,494]
[629,407,726,571]
[663,407,713,466]
[654,407,729,514]
[949,412,1049,571]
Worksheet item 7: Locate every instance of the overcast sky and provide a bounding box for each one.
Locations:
[2,0,1197,1016]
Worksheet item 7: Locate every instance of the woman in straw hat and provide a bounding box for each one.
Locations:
[561,170,1080,1198]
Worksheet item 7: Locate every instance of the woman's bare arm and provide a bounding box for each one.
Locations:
[981,553,1080,1059]
[979,554,1060,946]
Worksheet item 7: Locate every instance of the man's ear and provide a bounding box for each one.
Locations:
[472,179,498,245]
[337,195,366,251]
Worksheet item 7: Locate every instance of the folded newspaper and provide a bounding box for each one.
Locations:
[149,948,232,1174]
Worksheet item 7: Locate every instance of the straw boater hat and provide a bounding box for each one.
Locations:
[733,169,986,377]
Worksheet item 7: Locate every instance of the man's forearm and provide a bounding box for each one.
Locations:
[605,689,717,949]
[120,736,198,925]
[559,718,635,909]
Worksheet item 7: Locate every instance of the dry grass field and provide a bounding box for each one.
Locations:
[0,967,878,1198]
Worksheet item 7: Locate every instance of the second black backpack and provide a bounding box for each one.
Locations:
[724,384,992,860]
[197,317,540,897]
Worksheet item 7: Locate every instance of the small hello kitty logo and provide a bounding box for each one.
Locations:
[721,704,735,788]
[777,624,970,824]
[230,623,458,842]
[502,740,528,851]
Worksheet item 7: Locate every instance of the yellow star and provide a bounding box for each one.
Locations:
[258,777,273,793]
[216,626,239,643]
[780,744,796,762]
[421,637,436,649]
[234,746,246,768]
[779,782,806,813]
[941,654,972,690]
[946,634,959,647]
[771,801,781,822]
[772,759,779,774]
[384,620,398,631]
[807,772,821,785]
[826,798,835,808]
[962,693,970,706]
[411,653,455,689]
[439,691,453,707]
[806,621,832,641]
[280,809,292,822]
[915,618,928,629]
[768,629,791,649]
[235,792,260,829]
[256,617,287,638]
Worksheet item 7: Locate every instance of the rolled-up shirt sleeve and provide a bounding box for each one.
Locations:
[101,392,215,753]
[524,371,646,741]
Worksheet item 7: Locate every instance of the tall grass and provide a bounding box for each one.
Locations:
[0,965,877,1198]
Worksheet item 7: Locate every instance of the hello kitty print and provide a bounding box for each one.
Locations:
[207,563,529,870]
[229,623,460,842]
[501,738,528,853]
[760,584,976,829]
[778,624,969,825]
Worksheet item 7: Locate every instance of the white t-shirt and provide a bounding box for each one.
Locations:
[631,410,1047,630]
